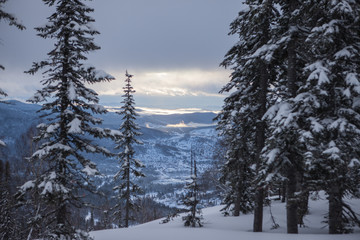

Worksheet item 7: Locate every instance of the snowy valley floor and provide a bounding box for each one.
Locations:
[91,194,360,240]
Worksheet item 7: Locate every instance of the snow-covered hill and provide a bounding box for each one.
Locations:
[91,193,360,240]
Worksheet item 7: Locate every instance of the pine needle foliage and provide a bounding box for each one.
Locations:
[16,1,115,239]
[113,71,145,228]
[182,148,203,227]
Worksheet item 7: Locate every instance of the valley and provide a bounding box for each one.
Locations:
[0,100,222,214]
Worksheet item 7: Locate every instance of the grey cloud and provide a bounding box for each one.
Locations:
[1,0,240,70]
[0,0,241,108]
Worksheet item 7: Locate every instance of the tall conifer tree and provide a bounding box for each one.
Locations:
[113,71,144,228]
[16,1,115,239]
[0,161,16,239]
[217,0,276,231]
[216,95,254,217]
[262,0,360,233]
[259,0,312,233]
[182,148,203,227]
[295,0,360,233]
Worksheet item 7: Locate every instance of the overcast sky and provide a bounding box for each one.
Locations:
[0,0,242,110]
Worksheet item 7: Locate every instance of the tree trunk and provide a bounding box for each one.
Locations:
[297,191,309,227]
[281,181,286,203]
[253,59,268,232]
[328,185,343,234]
[233,182,242,217]
[286,36,299,232]
[286,163,298,234]
[57,204,67,225]
[253,189,264,232]
[56,31,70,232]
[57,159,67,229]
[125,165,130,228]
[296,171,309,227]
[286,0,299,232]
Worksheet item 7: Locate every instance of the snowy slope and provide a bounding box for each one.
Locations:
[91,194,360,240]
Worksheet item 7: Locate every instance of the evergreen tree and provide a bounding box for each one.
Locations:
[16,1,115,239]
[259,0,313,233]
[0,0,25,70]
[262,0,360,234]
[182,148,203,227]
[295,0,360,233]
[113,71,144,228]
[0,161,16,239]
[100,203,112,230]
[216,99,254,216]
[217,0,277,231]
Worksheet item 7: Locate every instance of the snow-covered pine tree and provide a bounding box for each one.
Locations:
[297,0,360,233]
[261,0,360,234]
[0,0,25,70]
[259,0,312,233]
[16,1,115,239]
[217,0,277,232]
[0,161,16,239]
[216,95,254,217]
[182,148,203,227]
[113,71,144,228]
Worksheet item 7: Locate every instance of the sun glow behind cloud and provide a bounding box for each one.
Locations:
[104,106,218,115]
[165,121,216,128]
[93,68,230,98]
[137,107,218,115]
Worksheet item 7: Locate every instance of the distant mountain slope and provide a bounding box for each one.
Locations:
[0,100,41,158]
[90,192,360,240]
[0,101,219,207]
[0,100,217,158]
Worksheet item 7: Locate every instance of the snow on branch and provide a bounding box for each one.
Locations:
[81,64,115,83]
[19,180,35,192]
[67,117,83,134]
[33,143,72,159]
[305,61,330,85]
[82,165,98,176]
[348,158,360,168]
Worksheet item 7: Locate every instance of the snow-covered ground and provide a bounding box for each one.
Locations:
[90,193,360,240]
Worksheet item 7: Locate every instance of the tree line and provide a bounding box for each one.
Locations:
[217,0,360,234]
